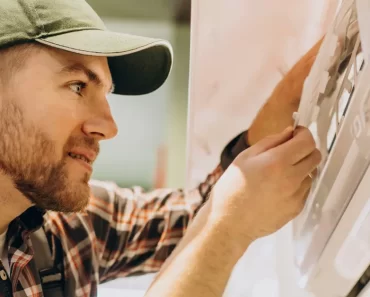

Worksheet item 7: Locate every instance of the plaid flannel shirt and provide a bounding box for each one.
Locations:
[2,131,249,297]
[2,166,223,297]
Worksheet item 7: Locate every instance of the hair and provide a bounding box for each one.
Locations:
[0,42,43,83]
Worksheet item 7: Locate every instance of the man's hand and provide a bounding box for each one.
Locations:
[146,126,321,297]
[210,126,321,251]
[247,37,324,145]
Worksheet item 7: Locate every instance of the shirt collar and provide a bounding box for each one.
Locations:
[13,206,46,235]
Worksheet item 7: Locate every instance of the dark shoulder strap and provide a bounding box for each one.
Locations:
[30,228,64,297]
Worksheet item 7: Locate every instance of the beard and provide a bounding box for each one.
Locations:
[0,100,99,213]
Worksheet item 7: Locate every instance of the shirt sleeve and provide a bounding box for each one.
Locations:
[220,130,250,170]
[87,165,222,282]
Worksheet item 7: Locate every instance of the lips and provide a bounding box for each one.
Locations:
[68,152,92,164]
[67,148,97,166]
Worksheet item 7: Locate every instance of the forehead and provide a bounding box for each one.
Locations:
[27,45,113,87]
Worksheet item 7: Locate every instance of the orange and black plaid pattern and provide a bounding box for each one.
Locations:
[2,165,223,297]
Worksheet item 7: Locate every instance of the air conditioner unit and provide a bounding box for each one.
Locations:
[291,0,370,296]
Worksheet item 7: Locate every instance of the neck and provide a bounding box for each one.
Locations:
[0,172,32,234]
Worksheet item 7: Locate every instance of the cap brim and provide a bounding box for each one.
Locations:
[36,29,173,95]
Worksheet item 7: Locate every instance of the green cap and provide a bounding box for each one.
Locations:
[0,0,173,95]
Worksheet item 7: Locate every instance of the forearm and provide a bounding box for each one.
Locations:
[145,202,246,297]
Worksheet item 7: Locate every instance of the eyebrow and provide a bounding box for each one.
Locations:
[59,63,115,94]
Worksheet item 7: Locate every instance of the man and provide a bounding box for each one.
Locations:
[0,0,321,296]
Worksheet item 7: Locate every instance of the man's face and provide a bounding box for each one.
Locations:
[0,45,118,212]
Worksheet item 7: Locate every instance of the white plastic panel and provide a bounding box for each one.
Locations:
[357,0,370,62]
[290,0,370,295]
[303,150,370,296]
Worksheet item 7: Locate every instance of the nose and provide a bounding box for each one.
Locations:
[82,99,118,140]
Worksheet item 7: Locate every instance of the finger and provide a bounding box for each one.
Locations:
[310,36,324,55]
[310,168,318,179]
[290,175,313,201]
[290,177,313,215]
[296,187,312,216]
[298,36,323,66]
[292,149,322,182]
[247,126,293,157]
[273,126,316,164]
[301,175,314,193]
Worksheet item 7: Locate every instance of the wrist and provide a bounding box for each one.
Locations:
[203,206,253,260]
[185,201,246,266]
[203,220,248,263]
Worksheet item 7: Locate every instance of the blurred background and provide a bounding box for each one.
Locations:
[89,0,191,190]
[86,1,191,296]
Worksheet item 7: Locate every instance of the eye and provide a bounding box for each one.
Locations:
[69,82,86,96]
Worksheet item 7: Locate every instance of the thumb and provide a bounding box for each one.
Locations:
[249,126,294,156]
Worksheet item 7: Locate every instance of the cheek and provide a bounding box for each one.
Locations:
[41,108,79,145]
[15,87,85,156]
